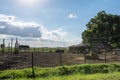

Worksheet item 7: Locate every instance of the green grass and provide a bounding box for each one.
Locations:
[2,72,120,80]
[1,63,120,80]
[31,72,120,80]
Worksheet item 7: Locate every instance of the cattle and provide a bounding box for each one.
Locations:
[55,50,64,53]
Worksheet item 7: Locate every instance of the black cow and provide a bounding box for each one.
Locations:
[55,50,64,53]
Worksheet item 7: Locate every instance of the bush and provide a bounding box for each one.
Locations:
[0,70,24,79]
[55,66,72,76]
[1,63,120,79]
[35,68,50,77]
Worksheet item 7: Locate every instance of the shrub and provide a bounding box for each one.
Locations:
[0,70,24,79]
[1,63,120,79]
[56,66,72,76]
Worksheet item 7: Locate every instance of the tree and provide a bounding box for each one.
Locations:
[82,11,120,48]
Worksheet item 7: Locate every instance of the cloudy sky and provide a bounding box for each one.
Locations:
[0,0,120,47]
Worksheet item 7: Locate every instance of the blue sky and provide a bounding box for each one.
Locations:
[0,0,120,47]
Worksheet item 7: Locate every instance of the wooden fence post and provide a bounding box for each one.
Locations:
[31,52,35,78]
[84,52,86,63]
[11,38,13,54]
[59,52,62,66]
[105,51,107,63]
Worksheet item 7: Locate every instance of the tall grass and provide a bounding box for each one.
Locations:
[0,63,120,79]
[35,72,120,80]
[1,72,120,80]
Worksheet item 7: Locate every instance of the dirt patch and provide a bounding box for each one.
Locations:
[0,53,120,70]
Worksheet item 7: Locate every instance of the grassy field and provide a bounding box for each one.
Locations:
[0,63,120,80]
[0,47,68,53]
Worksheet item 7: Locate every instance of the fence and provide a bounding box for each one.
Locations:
[0,49,120,70]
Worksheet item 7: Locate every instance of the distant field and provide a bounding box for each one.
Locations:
[0,63,120,80]
[0,47,68,53]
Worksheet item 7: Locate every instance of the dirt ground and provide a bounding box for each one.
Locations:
[0,52,120,70]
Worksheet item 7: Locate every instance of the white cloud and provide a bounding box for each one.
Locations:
[0,14,67,42]
[68,14,77,19]
[0,14,15,22]
[0,14,81,47]
[0,26,5,29]
[0,34,81,47]
[40,27,67,41]
[0,14,39,29]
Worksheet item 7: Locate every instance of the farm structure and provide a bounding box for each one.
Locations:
[69,43,107,54]
[18,45,30,50]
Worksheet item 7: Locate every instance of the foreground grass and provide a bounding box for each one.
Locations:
[5,72,120,80]
[1,63,120,80]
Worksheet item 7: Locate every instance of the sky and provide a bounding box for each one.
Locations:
[0,0,120,47]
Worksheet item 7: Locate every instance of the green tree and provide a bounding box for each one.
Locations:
[82,11,120,48]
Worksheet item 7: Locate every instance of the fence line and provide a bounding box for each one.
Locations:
[0,50,120,70]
